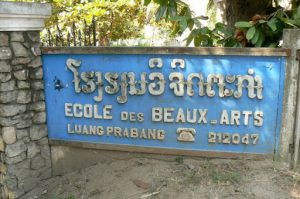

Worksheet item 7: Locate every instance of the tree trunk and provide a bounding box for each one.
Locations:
[292,0,300,9]
[215,0,272,27]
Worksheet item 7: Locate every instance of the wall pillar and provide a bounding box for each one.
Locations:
[280,29,300,165]
[0,2,51,198]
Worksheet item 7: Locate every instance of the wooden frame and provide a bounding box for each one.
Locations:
[43,47,289,159]
[42,47,290,57]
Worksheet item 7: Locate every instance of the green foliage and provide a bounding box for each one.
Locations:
[233,8,300,47]
[147,0,239,46]
[43,0,148,46]
[234,21,252,28]
[150,0,300,47]
[213,23,241,47]
[11,0,300,47]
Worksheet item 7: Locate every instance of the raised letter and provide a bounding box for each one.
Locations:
[130,128,138,138]
[169,72,185,96]
[148,73,165,95]
[186,109,197,123]
[83,104,93,118]
[242,111,252,126]
[121,112,128,121]
[164,108,174,123]
[105,72,119,94]
[81,72,96,93]
[152,107,162,122]
[187,73,205,96]
[231,110,240,125]
[103,105,112,119]
[171,59,185,69]
[198,109,207,124]
[206,74,225,97]
[220,110,229,125]
[149,58,163,68]
[117,73,128,103]
[73,104,83,117]
[254,111,263,126]
[94,105,103,119]
[67,124,74,133]
[94,72,103,102]
[65,103,73,117]
[157,130,165,140]
[128,72,147,95]
[66,58,81,93]
[176,108,186,123]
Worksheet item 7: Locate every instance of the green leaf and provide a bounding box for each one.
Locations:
[286,19,299,28]
[214,22,233,37]
[233,42,243,47]
[223,39,239,47]
[200,27,210,35]
[187,19,194,30]
[296,5,300,16]
[185,31,194,46]
[246,26,256,40]
[255,33,264,47]
[194,36,201,47]
[258,19,266,24]
[171,22,181,35]
[179,18,188,31]
[155,6,167,21]
[144,0,151,6]
[268,43,278,48]
[214,22,224,31]
[251,30,260,44]
[267,20,277,31]
[194,20,202,28]
[168,4,177,18]
[154,0,167,6]
[235,21,252,28]
[172,16,182,21]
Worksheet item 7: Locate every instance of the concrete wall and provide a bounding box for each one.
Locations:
[51,145,182,176]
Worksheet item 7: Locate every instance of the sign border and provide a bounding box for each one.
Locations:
[42,47,290,57]
[42,47,289,159]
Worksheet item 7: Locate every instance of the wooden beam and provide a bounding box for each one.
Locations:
[42,47,291,57]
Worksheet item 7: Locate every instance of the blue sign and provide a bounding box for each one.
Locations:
[42,49,286,157]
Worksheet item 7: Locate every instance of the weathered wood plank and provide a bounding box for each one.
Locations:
[42,47,291,57]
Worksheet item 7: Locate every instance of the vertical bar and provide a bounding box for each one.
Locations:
[67,31,71,46]
[56,24,62,46]
[92,16,96,46]
[88,25,91,46]
[72,22,76,46]
[47,29,52,47]
[84,19,87,46]
[55,35,59,46]
[78,30,82,46]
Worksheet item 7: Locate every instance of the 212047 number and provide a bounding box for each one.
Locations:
[208,132,259,145]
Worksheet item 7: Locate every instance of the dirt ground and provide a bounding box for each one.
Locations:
[21,157,300,199]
